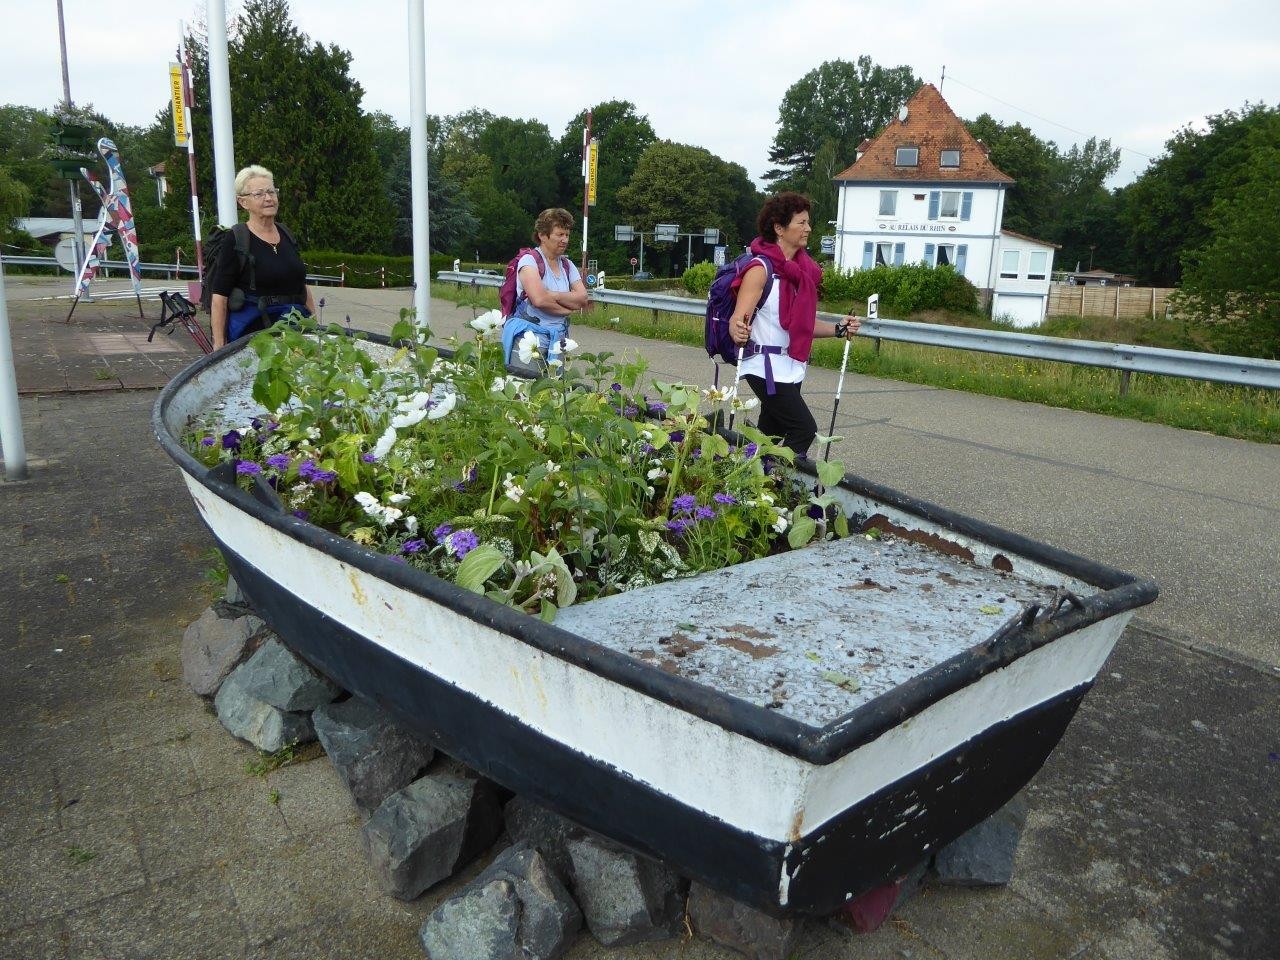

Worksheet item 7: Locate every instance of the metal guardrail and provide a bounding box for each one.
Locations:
[0,254,342,286]
[437,270,1280,391]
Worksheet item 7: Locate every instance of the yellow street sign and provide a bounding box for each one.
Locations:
[169,63,188,147]
[587,138,599,207]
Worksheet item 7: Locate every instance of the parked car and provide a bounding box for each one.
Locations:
[475,268,499,276]
[633,271,652,280]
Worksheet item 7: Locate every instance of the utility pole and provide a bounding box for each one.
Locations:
[54,0,86,279]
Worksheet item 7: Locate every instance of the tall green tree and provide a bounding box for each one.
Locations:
[964,114,1057,237]
[798,138,842,252]
[1120,103,1280,285]
[766,57,919,190]
[477,117,558,213]
[1048,137,1121,272]
[1176,146,1280,358]
[556,101,657,272]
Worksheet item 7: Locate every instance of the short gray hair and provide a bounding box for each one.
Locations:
[235,164,274,195]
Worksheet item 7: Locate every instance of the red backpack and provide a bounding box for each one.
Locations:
[499,248,572,319]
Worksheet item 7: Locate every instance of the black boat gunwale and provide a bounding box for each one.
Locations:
[153,331,1158,766]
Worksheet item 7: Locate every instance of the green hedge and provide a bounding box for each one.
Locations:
[820,263,978,314]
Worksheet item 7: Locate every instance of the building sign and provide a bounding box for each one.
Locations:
[168,63,188,147]
[877,222,956,233]
[587,138,599,207]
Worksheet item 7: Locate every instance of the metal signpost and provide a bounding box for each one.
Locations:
[616,224,721,276]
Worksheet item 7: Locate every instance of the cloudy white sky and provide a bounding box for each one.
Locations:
[9,1,1279,188]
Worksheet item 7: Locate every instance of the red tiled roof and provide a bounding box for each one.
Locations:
[834,84,1013,184]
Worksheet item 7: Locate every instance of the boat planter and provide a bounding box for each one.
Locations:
[154,333,1157,917]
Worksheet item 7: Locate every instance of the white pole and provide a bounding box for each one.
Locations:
[206,0,237,227]
[407,0,430,329]
[0,259,29,481]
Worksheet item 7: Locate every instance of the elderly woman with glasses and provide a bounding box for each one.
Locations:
[209,164,315,349]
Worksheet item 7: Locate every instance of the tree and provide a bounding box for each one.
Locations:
[1120,103,1280,284]
[964,114,1057,236]
[798,138,842,252]
[766,57,919,190]
[1176,147,1280,358]
[477,117,558,213]
[617,141,758,275]
[1048,137,1121,272]
[555,101,657,272]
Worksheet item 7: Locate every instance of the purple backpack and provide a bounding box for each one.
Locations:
[499,247,571,319]
[704,252,774,364]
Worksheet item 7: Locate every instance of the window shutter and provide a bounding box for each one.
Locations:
[893,243,905,266]
[956,244,968,274]
[924,242,935,266]
[928,191,940,221]
[960,191,973,221]
[862,241,873,270]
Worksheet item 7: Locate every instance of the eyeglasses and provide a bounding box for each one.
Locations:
[240,188,280,199]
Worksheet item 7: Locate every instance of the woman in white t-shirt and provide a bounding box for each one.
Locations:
[729,192,861,459]
[513,208,589,359]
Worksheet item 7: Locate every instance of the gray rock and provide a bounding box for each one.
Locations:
[688,882,799,960]
[421,842,580,960]
[502,794,582,886]
[933,792,1030,886]
[312,696,435,816]
[213,664,315,752]
[224,575,245,606]
[236,637,340,712]
[566,834,685,946]
[419,877,520,960]
[361,773,503,901]
[181,606,262,697]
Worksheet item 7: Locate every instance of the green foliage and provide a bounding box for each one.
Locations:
[245,741,299,777]
[1175,147,1280,359]
[820,264,978,314]
[189,318,847,612]
[682,261,717,297]
[1121,103,1280,285]
[766,57,919,189]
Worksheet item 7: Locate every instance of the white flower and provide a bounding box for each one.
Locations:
[391,408,427,429]
[732,395,759,411]
[469,309,503,335]
[560,337,579,354]
[544,460,559,474]
[372,426,397,460]
[404,515,419,534]
[701,386,729,404]
[503,472,526,503]
[396,391,431,413]
[490,375,519,393]
[516,332,540,364]
[387,493,410,504]
[528,423,546,441]
[772,514,790,534]
[609,316,621,325]
[427,392,457,420]
[380,506,403,525]
[647,466,667,481]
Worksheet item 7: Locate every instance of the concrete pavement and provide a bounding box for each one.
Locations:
[1,277,1276,959]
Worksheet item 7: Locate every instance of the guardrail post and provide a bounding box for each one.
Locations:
[380,266,386,289]
[874,337,882,355]
[1119,370,1131,397]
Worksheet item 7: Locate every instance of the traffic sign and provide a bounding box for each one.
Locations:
[615,225,635,241]
[820,235,835,254]
[629,257,638,266]
[654,223,678,242]
[703,228,720,244]
[54,237,80,272]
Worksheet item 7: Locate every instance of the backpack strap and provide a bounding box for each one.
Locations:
[231,222,255,293]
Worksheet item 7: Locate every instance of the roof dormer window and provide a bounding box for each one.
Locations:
[895,146,919,167]
[940,149,960,168]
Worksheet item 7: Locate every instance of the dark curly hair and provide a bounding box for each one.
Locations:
[756,192,812,242]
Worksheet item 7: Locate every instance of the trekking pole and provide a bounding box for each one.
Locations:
[824,293,876,463]
[726,343,746,433]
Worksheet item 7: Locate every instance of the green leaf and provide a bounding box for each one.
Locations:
[820,670,861,693]
[252,369,291,412]
[788,514,817,549]
[804,651,821,662]
[816,460,845,489]
[979,604,1003,615]
[834,511,850,538]
[389,319,416,344]
[455,545,506,593]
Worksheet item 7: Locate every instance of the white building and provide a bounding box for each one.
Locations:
[832,84,1057,327]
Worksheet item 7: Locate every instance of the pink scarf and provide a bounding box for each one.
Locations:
[748,237,822,362]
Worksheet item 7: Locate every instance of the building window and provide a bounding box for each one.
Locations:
[1027,251,1048,280]
[895,146,919,167]
[1000,250,1021,279]
[875,243,894,267]
[935,244,956,267]
[940,149,960,168]
[938,191,961,219]
[878,190,897,216]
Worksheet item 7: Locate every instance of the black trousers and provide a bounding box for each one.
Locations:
[744,375,816,460]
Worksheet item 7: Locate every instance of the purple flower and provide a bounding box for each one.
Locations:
[401,538,427,554]
[432,524,453,543]
[672,494,697,514]
[291,509,309,521]
[695,506,716,521]
[221,430,242,451]
[262,420,279,434]
[610,382,623,392]
[250,417,263,431]
[669,430,685,443]
[311,468,338,485]
[448,529,479,560]
[265,453,291,470]
[666,518,690,534]
[199,436,216,447]
[624,404,639,417]
[714,492,737,505]
[235,460,261,475]
[648,401,668,414]
[362,453,377,463]
[743,442,758,459]
[640,442,656,455]
[298,460,320,481]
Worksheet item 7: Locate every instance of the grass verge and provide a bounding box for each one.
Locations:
[431,282,1279,444]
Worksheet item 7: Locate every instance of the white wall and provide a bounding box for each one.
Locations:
[834,183,1007,290]
[991,233,1056,326]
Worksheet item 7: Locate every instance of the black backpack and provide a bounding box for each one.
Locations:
[198,221,298,313]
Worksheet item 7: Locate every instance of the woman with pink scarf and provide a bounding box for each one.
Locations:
[729,192,861,459]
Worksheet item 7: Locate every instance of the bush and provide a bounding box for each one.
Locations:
[820,263,978,315]
[681,260,717,297]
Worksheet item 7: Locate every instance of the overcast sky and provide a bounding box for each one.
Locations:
[10,1,1279,188]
